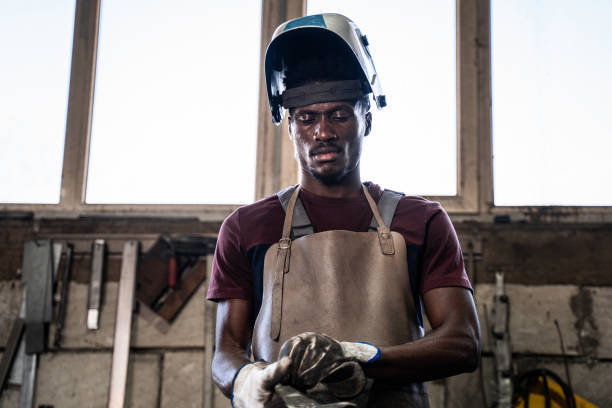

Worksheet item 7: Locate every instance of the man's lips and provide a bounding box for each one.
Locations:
[311,147,341,162]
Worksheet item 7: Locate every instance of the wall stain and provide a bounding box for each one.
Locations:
[570,287,599,365]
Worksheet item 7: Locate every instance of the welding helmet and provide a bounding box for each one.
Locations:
[264,13,387,125]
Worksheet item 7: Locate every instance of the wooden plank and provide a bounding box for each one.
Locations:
[107,241,139,408]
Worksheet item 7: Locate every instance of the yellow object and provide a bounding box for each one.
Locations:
[514,375,598,408]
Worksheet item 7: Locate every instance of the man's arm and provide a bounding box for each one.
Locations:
[213,299,292,407]
[363,286,481,382]
[212,298,252,397]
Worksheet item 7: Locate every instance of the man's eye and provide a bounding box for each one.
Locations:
[298,115,314,123]
[332,115,348,122]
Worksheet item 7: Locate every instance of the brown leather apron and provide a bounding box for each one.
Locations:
[252,185,429,407]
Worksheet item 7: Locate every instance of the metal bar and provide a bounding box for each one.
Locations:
[0,318,25,394]
[9,295,27,385]
[202,254,216,408]
[492,271,512,408]
[55,244,73,347]
[107,240,139,408]
[22,240,53,354]
[19,354,37,408]
[88,239,106,330]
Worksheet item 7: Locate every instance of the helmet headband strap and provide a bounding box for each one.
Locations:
[281,80,366,109]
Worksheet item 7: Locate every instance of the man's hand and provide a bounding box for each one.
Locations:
[278,332,376,399]
[232,357,292,408]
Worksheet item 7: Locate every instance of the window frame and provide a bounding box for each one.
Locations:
[2,0,611,223]
[254,0,490,215]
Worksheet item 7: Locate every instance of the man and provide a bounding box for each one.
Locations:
[208,13,481,408]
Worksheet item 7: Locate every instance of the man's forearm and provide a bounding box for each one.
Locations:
[364,323,481,382]
[212,348,251,397]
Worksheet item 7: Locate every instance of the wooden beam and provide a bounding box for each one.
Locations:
[255,0,306,200]
[476,0,494,211]
[60,0,101,210]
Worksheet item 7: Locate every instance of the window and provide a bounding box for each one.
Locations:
[307,0,457,196]
[492,0,612,206]
[86,0,261,204]
[0,1,75,203]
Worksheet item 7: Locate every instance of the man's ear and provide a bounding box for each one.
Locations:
[364,112,372,137]
[288,116,295,140]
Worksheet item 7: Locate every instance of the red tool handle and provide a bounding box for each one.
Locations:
[168,256,177,289]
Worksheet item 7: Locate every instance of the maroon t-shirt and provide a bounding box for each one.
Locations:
[207,183,471,325]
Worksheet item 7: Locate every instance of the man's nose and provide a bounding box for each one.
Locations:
[314,117,337,141]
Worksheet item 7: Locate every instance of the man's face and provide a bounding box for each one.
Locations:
[289,100,371,185]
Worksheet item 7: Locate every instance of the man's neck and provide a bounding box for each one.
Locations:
[299,171,363,198]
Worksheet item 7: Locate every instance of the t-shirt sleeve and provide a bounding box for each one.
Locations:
[420,206,472,294]
[207,209,253,301]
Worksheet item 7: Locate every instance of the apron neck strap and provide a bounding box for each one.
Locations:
[281,184,391,238]
[282,186,301,239]
[280,184,395,255]
[362,184,388,230]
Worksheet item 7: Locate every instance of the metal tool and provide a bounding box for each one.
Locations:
[8,295,27,386]
[88,239,106,330]
[54,244,73,347]
[19,353,37,408]
[492,272,512,408]
[22,240,54,354]
[107,241,139,408]
[138,234,217,322]
[15,240,61,408]
[0,317,24,396]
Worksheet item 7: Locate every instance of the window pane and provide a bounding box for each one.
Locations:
[307,1,457,195]
[0,1,75,204]
[492,0,612,206]
[86,1,260,204]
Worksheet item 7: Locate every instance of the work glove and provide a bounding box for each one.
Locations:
[278,332,380,399]
[231,357,292,408]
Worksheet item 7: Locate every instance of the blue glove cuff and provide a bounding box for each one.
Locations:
[357,341,381,363]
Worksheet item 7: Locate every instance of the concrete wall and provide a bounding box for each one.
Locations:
[1,217,611,407]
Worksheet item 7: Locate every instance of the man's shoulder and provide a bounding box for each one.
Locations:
[220,192,285,250]
[233,193,284,221]
[367,182,443,219]
[397,195,443,215]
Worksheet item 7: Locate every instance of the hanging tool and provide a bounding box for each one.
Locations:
[0,317,24,397]
[168,244,177,289]
[107,241,139,408]
[492,271,512,408]
[88,239,106,330]
[54,244,73,347]
[22,240,55,354]
[15,240,60,408]
[137,234,217,323]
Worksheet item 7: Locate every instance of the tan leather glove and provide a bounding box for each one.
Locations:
[231,357,291,408]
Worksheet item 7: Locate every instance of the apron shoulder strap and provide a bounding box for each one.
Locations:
[368,188,404,231]
[276,185,315,239]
